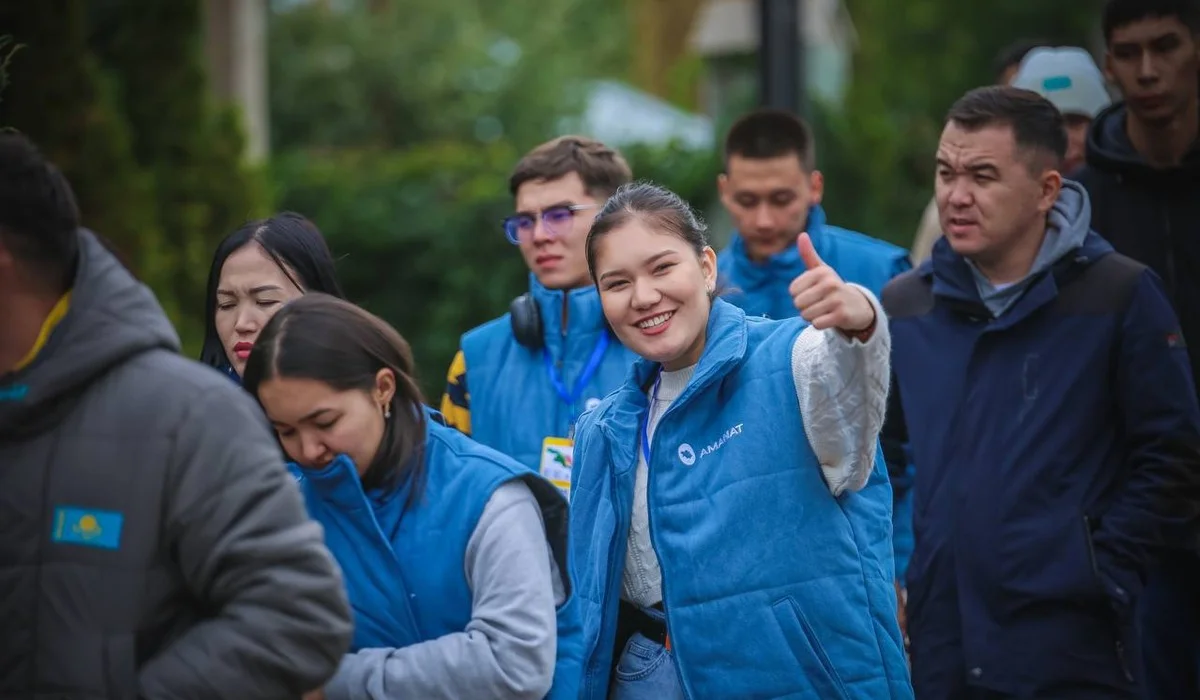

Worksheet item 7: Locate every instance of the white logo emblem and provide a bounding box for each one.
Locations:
[584,397,602,411]
[677,443,696,466]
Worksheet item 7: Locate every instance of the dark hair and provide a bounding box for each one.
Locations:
[509,135,632,200]
[992,39,1051,83]
[0,133,80,290]
[242,293,428,502]
[946,86,1068,169]
[1103,0,1200,42]
[200,212,346,370]
[585,181,710,284]
[723,108,816,171]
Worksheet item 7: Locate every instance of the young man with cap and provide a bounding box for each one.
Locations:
[1011,46,1113,174]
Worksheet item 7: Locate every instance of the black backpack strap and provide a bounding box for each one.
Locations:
[1054,250,1147,317]
[882,269,935,319]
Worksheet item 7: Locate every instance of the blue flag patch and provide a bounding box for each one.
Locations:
[52,506,124,550]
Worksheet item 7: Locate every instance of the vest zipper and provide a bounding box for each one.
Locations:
[583,428,635,691]
[644,405,690,698]
[561,295,570,337]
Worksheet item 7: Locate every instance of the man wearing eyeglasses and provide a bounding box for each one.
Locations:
[440,136,636,497]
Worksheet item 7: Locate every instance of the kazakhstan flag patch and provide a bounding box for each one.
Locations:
[52,506,124,550]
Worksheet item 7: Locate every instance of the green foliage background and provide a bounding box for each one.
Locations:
[0,0,271,355]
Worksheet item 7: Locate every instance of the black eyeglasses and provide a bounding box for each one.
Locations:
[502,204,597,244]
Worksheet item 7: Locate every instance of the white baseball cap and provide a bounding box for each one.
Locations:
[1012,47,1112,118]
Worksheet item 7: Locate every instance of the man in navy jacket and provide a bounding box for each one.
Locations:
[883,85,1200,699]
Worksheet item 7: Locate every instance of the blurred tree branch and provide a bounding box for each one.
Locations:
[626,0,705,107]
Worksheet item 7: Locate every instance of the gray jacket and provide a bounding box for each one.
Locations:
[0,230,353,699]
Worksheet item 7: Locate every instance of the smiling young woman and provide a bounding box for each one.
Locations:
[568,181,912,700]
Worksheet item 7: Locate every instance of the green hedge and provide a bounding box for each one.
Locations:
[272,138,721,399]
[0,1,271,356]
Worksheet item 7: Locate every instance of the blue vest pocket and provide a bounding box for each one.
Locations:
[771,596,850,699]
[614,632,672,683]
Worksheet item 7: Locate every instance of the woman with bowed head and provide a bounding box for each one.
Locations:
[569,182,912,699]
[200,211,345,380]
[242,293,583,700]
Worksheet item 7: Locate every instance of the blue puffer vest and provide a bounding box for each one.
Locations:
[569,299,912,699]
[717,204,912,320]
[716,204,916,579]
[292,411,584,699]
[462,274,636,472]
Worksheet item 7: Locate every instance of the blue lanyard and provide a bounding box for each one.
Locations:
[640,374,662,463]
[543,332,610,424]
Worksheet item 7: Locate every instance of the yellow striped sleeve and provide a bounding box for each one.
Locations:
[439,349,471,436]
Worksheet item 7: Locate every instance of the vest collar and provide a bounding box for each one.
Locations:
[728,205,827,290]
[297,453,373,511]
[297,408,441,514]
[529,273,607,348]
[600,299,750,473]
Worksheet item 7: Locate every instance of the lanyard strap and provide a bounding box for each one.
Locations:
[640,375,662,463]
[543,332,610,424]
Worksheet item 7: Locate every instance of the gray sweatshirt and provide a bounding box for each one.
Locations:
[324,480,565,700]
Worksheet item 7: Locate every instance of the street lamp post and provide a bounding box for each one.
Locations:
[758,0,804,115]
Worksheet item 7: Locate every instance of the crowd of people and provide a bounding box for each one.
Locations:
[2,0,1199,698]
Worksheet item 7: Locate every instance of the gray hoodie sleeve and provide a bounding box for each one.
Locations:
[138,387,353,699]
[324,479,561,700]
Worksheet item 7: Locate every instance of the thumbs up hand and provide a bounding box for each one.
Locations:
[788,232,876,335]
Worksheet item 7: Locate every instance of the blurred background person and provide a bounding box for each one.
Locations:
[716,108,910,318]
[1011,46,1113,174]
[200,212,345,381]
[1074,0,1200,696]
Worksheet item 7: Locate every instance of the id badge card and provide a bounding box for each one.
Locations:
[540,436,574,501]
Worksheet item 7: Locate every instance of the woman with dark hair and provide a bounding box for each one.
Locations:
[200,211,344,378]
[242,293,582,700]
[569,182,911,698]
